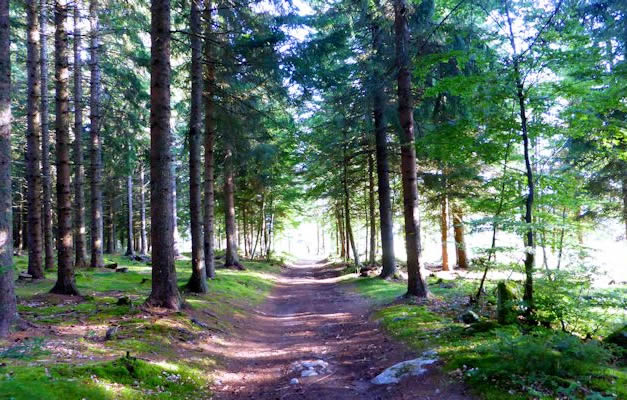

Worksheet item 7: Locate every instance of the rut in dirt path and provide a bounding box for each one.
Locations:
[210,260,471,400]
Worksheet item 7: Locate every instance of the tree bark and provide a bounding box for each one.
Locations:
[171,163,180,257]
[186,0,207,293]
[343,139,360,267]
[26,0,45,279]
[0,0,18,336]
[105,188,115,253]
[203,0,216,279]
[370,0,396,279]
[139,165,147,255]
[440,193,449,271]
[451,203,468,269]
[368,151,376,265]
[146,0,181,309]
[14,187,23,255]
[72,2,88,268]
[223,143,242,269]
[125,174,134,256]
[40,0,54,272]
[394,0,428,297]
[89,0,104,268]
[505,0,535,314]
[51,0,79,295]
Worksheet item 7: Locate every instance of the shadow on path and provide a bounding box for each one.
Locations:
[209,259,471,400]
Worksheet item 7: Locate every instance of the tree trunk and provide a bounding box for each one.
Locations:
[89,0,104,268]
[146,0,181,309]
[105,188,115,254]
[440,193,449,271]
[451,203,468,269]
[125,174,134,256]
[343,140,360,267]
[203,0,216,279]
[223,143,242,269]
[368,151,376,265]
[51,0,79,295]
[14,188,23,255]
[394,0,428,297]
[0,0,18,336]
[72,2,87,268]
[171,163,180,257]
[40,0,54,272]
[26,0,45,279]
[242,205,249,257]
[371,19,396,279]
[505,1,534,315]
[186,0,207,293]
[139,165,147,255]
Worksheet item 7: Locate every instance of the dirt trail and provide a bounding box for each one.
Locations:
[210,260,471,400]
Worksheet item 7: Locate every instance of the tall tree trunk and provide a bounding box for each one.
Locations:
[105,188,114,253]
[14,188,23,255]
[440,193,449,271]
[451,203,468,269]
[394,0,428,297]
[242,205,249,257]
[505,1,535,314]
[89,0,104,268]
[0,0,18,336]
[51,0,79,295]
[368,151,376,265]
[171,163,180,257]
[186,0,207,293]
[125,174,134,256]
[139,165,147,255]
[40,0,54,272]
[203,0,216,279]
[371,19,396,279]
[26,0,45,279]
[343,140,360,267]
[223,143,242,269]
[146,0,181,309]
[72,2,87,268]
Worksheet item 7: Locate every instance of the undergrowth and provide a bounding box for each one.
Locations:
[349,274,626,399]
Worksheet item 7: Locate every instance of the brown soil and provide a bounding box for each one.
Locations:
[210,259,472,400]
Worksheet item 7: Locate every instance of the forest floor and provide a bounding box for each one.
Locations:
[1,255,624,399]
[209,259,470,400]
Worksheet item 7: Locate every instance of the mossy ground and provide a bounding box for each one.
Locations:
[1,253,282,400]
[347,273,626,400]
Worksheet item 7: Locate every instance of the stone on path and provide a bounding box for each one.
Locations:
[371,354,438,385]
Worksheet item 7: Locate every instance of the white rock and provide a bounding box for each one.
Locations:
[290,378,299,385]
[371,356,438,385]
[302,360,328,369]
[301,368,319,377]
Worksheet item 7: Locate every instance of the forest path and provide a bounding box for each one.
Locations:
[209,259,471,400]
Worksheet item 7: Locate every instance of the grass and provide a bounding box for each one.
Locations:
[0,355,211,400]
[1,253,283,400]
[348,274,627,400]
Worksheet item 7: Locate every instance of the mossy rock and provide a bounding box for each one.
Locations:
[497,281,519,325]
[605,325,627,349]
[464,320,499,335]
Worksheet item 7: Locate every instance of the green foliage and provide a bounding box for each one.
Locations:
[353,274,626,399]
